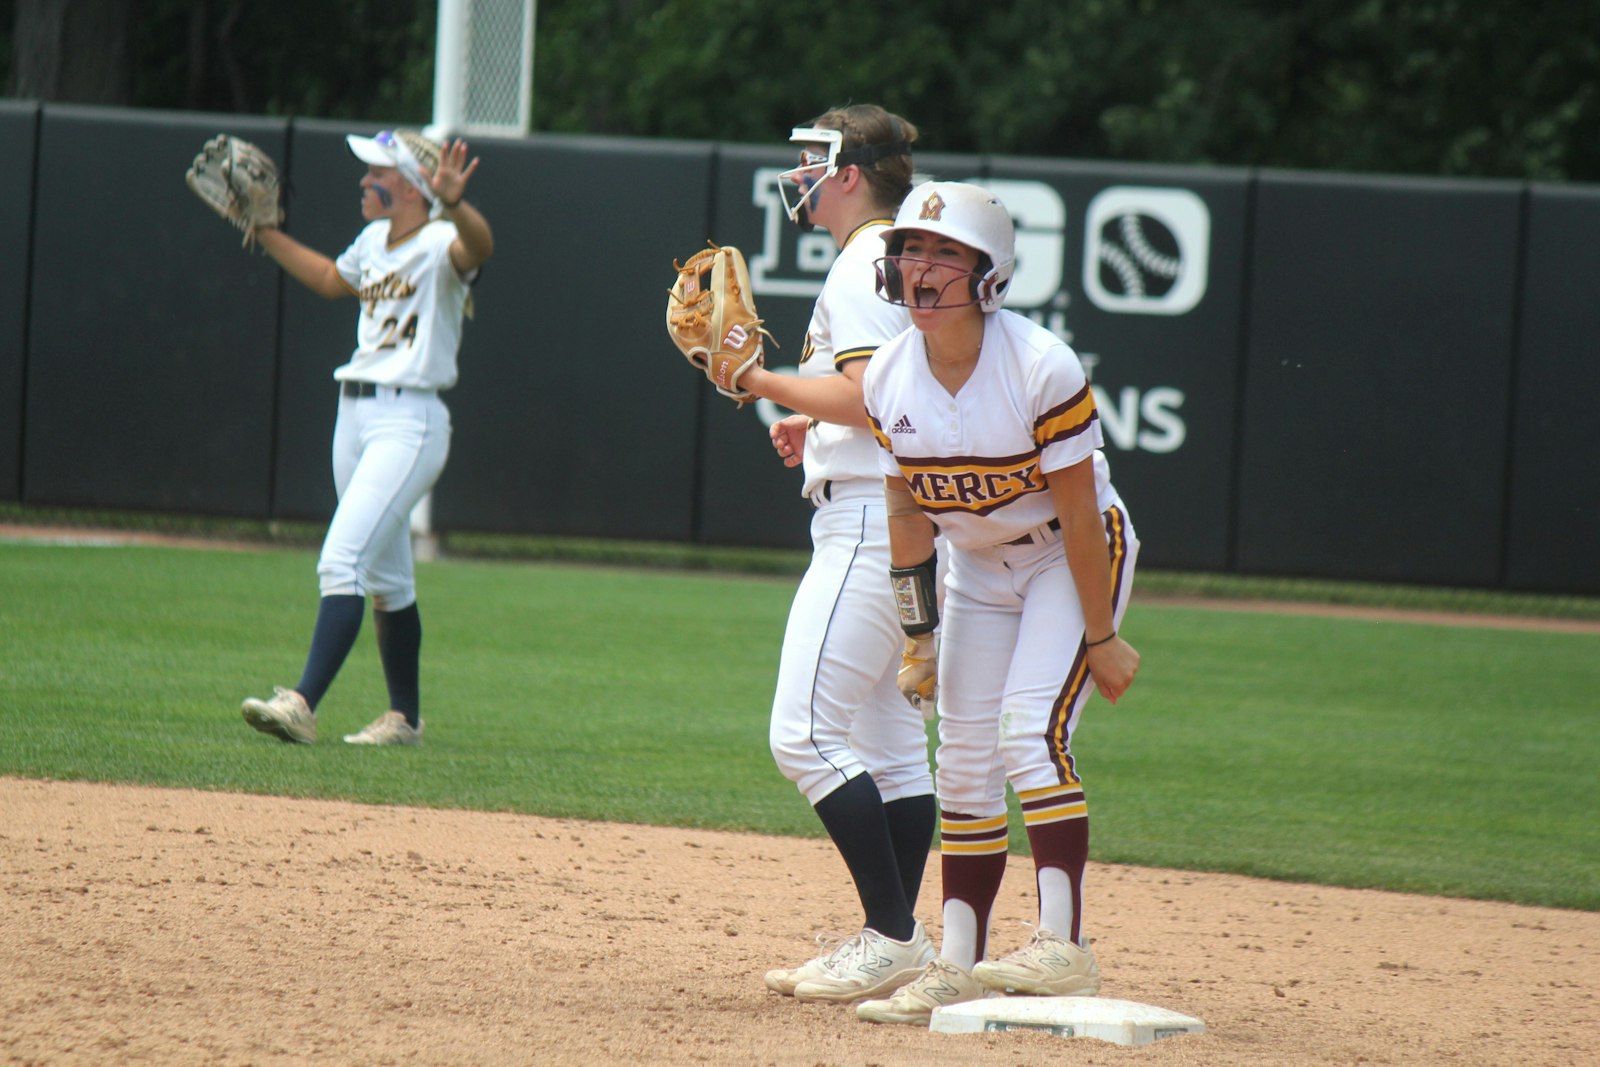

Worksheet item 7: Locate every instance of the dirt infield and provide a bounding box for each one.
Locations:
[2,777,1595,1066]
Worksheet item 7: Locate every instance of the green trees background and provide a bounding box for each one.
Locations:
[6,0,1599,181]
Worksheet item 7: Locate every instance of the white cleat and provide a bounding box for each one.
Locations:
[971,929,1101,996]
[764,933,845,995]
[856,958,987,1025]
[342,710,424,746]
[791,922,936,1003]
[240,687,316,744]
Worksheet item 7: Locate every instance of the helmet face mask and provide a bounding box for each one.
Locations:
[776,124,913,232]
[776,127,843,232]
[874,244,990,310]
[876,182,1016,313]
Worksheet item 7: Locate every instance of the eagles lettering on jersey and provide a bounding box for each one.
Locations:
[360,271,420,317]
[334,219,469,390]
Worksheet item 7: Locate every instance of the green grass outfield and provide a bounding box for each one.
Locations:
[2,534,1597,912]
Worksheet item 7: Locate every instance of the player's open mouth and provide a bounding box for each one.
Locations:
[914,284,942,308]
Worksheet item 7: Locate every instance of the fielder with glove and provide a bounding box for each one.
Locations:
[191,129,494,748]
[666,243,775,405]
[705,106,941,1011]
[185,134,285,250]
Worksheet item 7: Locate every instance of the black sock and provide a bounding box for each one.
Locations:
[883,793,938,911]
[812,773,915,942]
[374,603,422,728]
[294,594,365,710]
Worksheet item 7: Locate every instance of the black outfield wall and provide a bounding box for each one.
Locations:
[1236,171,1524,589]
[0,101,38,504]
[24,107,286,516]
[6,104,1596,594]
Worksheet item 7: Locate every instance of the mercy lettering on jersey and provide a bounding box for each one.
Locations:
[898,453,1045,516]
[333,219,472,391]
[863,310,1118,551]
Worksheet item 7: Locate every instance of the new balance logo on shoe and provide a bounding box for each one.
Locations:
[791,923,935,1004]
[856,958,986,1025]
[971,929,1102,997]
[890,415,916,435]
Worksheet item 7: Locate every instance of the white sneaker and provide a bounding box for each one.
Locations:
[241,687,315,744]
[971,929,1101,996]
[791,922,936,1003]
[764,933,844,995]
[855,958,986,1025]
[343,711,424,746]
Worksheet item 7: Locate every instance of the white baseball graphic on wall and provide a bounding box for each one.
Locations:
[1084,187,1211,315]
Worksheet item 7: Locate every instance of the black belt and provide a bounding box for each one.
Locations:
[340,381,419,398]
[1004,517,1061,545]
[810,480,833,507]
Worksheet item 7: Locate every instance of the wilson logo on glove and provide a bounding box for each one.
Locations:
[666,242,777,407]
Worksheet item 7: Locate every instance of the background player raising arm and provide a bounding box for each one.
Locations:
[256,137,492,293]
[234,128,492,749]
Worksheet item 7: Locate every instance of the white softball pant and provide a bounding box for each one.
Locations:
[934,505,1139,815]
[769,478,935,807]
[319,386,451,610]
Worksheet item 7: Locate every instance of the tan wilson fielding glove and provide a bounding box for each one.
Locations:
[666,242,775,406]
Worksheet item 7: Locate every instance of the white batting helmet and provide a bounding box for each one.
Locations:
[878,181,1016,312]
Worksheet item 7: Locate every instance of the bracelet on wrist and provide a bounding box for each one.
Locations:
[1085,631,1116,648]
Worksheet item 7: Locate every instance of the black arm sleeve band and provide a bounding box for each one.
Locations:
[889,551,939,636]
